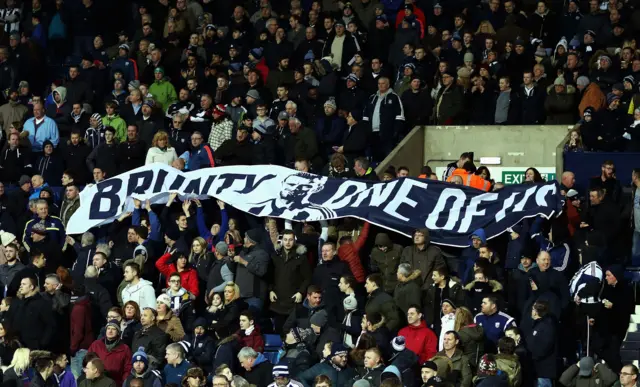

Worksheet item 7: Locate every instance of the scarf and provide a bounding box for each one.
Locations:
[104,337,120,352]
[342,310,355,348]
[71,109,85,123]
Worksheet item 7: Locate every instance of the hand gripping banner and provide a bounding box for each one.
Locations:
[67,163,563,247]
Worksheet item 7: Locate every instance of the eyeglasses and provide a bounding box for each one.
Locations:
[169,279,181,283]
[620,372,636,376]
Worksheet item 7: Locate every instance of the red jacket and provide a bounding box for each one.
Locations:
[255,58,269,83]
[70,297,94,354]
[398,320,438,363]
[337,222,370,283]
[156,252,200,296]
[236,325,264,353]
[87,339,132,387]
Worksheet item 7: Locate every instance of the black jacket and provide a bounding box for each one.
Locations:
[117,139,148,173]
[341,123,369,163]
[363,90,406,142]
[87,142,118,178]
[64,78,93,106]
[35,154,64,186]
[520,85,546,124]
[215,138,254,166]
[131,326,170,369]
[64,142,92,185]
[8,292,56,350]
[0,145,31,184]
[525,314,557,379]
[312,258,352,316]
[270,244,312,316]
[252,135,277,165]
[401,88,432,128]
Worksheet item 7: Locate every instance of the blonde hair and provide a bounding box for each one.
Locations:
[151,131,170,148]
[454,306,475,331]
[189,237,208,263]
[9,348,30,375]
[476,20,496,35]
[224,282,240,304]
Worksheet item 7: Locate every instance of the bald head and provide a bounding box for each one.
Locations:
[561,172,575,189]
[536,251,551,271]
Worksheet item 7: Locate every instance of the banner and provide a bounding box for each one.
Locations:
[67,164,564,247]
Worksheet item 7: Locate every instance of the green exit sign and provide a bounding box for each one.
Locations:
[502,171,557,184]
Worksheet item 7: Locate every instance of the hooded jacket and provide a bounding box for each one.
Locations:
[337,222,370,283]
[270,243,312,315]
[423,278,466,325]
[370,233,403,292]
[393,269,422,315]
[157,311,185,342]
[496,353,522,387]
[45,86,73,137]
[365,288,402,332]
[121,278,157,310]
[241,353,273,387]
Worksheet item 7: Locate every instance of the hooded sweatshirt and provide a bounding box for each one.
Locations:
[121,278,156,310]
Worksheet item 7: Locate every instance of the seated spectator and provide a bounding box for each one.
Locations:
[162,343,191,385]
[236,310,264,353]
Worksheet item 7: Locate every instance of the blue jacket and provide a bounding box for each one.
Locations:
[458,228,486,284]
[133,208,162,242]
[111,56,137,85]
[48,11,67,39]
[54,366,76,387]
[474,310,516,345]
[25,116,59,152]
[196,207,228,250]
[70,242,95,283]
[23,215,66,247]
[162,360,191,385]
[505,220,531,270]
[314,115,346,155]
[29,183,50,201]
[188,144,214,170]
[186,331,215,373]
[525,314,557,379]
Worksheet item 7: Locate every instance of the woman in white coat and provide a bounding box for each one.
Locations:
[145,131,178,165]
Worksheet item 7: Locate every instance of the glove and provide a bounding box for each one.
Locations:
[623,132,632,140]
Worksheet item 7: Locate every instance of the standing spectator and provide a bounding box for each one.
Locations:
[525,300,557,387]
[434,70,464,125]
[364,273,401,332]
[87,320,133,387]
[520,70,546,125]
[162,343,191,385]
[234,229,270,314]
[400,229,445,290]
[121,262,156,310]
[474,296,516,353]
[8,276,55,350]
[238,346,273,387]
[363,77,405,161]
[435,331,473,387]
[398,306,438,363]
[145,131,178,165]
[131,308,169,370]
[24,102,59,152]
[149,68,177,113]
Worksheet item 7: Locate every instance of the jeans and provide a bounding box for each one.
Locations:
[71,349,87,378]
[632,231,640,266]
[537,378,553,387]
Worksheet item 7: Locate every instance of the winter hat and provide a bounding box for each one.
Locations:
[586,29,597,39]
[612,83,624,91]
[177,340,191,356]
[18,175,30,186]
[463,52,474,63]
[553,76,566,86]
[132,347,149,367]
[599,55,612,66]
[214,104,226,115]
[245,228,263,245]
[606,92,620,105]
[346,73,359,83]
[477,354,498,376]
[353,381,372,387]
[343,295,357,310]
[304,50,315,62]
[165,227,180,241]
[193,317,207,329]
[128,80,141,90]
[154,67,165,74]
[324,98,337,109]
[43,140,54,149]
[330,343,348,357]
[105,319,122,334]
[18,80,29,89]
[566,189,579,199]
[624,75,635,86]
[576,76,590,87]
[0,231,16,247]
[31,223,47,236]
[421,361,438,372]
[229,62,243,72]
[142,99,155,108]
[310,310,328,328]
[350,109,363,122]
[457,67,471,78]
[579,356,595,376]
[214,241,229,256]
[246,89,260,100]
[156,294,171,308]
[391,336,406,352]
[250,47,263,60]
[272,364,289,377]
[119,43,130,52]
[334,19,346,27]
[606,264,625,284]
[278,111,289,120]
[376,14,387,22]
[442,298,457,309]
[535,46,547,57]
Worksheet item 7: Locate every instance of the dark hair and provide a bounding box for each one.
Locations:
[124,262,141,276]
[462,161,477,173]
[82,352,99,368]
[366,273,383,289]
[484,295,499,307]
[476,166,491,179]
[307,285,322,295]
[397,166,409,174]
[367,312,383,326]
[240,310,254,322]
[433,264,449,278]
[340,275,356,289]
[420,165,433,175]
[407,304,422,314]
[533,299,549,317]
[526,167,544,182]
[498,337,516,354]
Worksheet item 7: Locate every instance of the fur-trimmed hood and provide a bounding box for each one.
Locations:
[464,279,503,292]
[275,242,308,256]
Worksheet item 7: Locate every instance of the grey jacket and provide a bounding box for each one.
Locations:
[235,245,270,300]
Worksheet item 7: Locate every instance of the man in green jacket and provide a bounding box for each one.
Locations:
[559,357,618,387]
[148,67,177,113]
[436,331,473,387]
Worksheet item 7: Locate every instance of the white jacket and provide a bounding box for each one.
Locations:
[121,278,157,310]
[145,146,178,166]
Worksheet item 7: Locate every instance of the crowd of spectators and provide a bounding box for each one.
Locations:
[0,0,635,387]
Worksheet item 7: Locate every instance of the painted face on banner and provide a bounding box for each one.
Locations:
[279,174,325,206]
